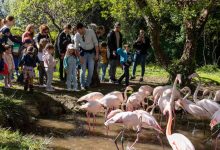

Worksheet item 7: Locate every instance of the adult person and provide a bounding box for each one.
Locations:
[35,24,51,48]
[57,24,72,81]
[130,29,151,82]
[107,22,123,83]
[74,23,99,90]
[0,16,21,45]
[22,24,35,43]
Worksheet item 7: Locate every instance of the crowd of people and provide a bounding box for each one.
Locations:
[0,15,151,93]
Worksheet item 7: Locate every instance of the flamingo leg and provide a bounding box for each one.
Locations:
[93,114,95,131]
[156,133,164,150]
[215,133,220,150]
[86,112,91,132]
[114,129,124,150]
[130,130,140,149]
[121,128,125,150]
[105,108,110,135]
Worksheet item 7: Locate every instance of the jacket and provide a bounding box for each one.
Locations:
[58,31,72,54]
[133,37,151,55]
[107,30,123,59]
[19,54,37,67]
[117,48,133,65]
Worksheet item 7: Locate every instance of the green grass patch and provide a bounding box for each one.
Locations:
[0,128,47,150]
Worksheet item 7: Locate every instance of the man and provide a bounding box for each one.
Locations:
[74,23,99,90]
[57,24,72,81]
[130,30,151,82]
[107,22,123,83]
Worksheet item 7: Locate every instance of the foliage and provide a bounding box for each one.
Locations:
[0,128,47,150]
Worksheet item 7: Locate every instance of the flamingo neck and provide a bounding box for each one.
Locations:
[183,89,191,100]
[208,91,213,100]
[124,88,128,102]
[166,107,172,136]
[193,79,201,103]
[170,77,178,104]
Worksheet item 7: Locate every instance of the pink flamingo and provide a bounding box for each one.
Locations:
[80,101,104,131]
[104,110,142,150]
[138,85,153,97]
[189,73,220,116]
[210,109,220,150]
[105,109,164,149]
[163,75,195,150]
[214,90,220,102]
[176,87,211,134]
[176,87,211,119]
[106,86,133,103]
[126,91,146,111]
[77,92,104,102]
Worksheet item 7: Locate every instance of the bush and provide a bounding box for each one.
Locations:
[197,65,220,73]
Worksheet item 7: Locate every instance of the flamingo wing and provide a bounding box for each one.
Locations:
[168,133,195,150]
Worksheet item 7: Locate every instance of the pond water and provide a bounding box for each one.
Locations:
[35,113,215,150]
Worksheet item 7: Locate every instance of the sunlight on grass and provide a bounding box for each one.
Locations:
[0,128,47,150]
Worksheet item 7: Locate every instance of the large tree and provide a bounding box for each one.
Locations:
[96,0,219,85]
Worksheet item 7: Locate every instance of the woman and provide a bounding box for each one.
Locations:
[22,24,35,43]
[35,24,51,48]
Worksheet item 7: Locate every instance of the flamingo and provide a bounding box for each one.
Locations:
[80,101,104,131]
[214,90,220,102]
[106,86,133,103]
[163,75,195,150]
[189,73,220,116]
[105,109,164,150]
[104,110,142,150]
[77,92,104,102]
[176,86,211,120]
[210,109,220,150]
[138,85,153,97]
[176,87,211,134]
[126,91,146,111]
[147,85,173,114]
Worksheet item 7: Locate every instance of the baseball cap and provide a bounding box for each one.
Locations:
[67,44,76,50]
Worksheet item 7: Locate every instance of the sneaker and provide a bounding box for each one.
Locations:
[46,87,55,92]
[139,77,144,82]
[4,85,10,89]
[81,86,85,90]
[109,80,114,83]
[130,76,135,80]
[73,88,80,92]
[39,84,46,88]
[67,88,72,91]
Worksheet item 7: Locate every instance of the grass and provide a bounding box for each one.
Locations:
[0,96,48,150]
[0,128,47,150]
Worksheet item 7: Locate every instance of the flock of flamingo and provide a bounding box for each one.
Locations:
[77,73,220,150]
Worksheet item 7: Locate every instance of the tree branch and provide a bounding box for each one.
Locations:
[195,0,217,37]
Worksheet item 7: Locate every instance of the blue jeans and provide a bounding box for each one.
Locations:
[99,63,108,81]
[132,53,147,77]
[66,57,77,89]
[80,53,95,87]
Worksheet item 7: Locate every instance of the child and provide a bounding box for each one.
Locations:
[117,44,133,86]
[38,38,48,87]
[99,42,108,82]
[19,46,37,93]
[63,44,79,91]
[3,45,15,88]
[42,44,56,92]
